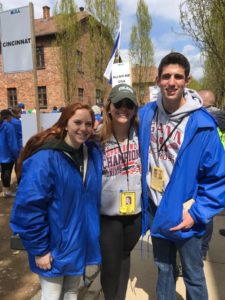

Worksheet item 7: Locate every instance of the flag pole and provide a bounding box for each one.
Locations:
[29,2,40,132]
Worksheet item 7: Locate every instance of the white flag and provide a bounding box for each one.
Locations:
[104,22,121,82]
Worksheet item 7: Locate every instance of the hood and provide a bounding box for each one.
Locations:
[38,138,83,155]
[210,110,225,131]
[157,88,203,121]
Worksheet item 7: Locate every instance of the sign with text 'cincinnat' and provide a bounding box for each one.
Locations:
[0,6,33,73]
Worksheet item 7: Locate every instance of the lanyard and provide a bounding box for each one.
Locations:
[155,108,188,160]
[114,133,130,190]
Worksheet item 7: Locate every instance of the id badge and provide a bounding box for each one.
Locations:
[150,166,165,193]
[120,191,136,215]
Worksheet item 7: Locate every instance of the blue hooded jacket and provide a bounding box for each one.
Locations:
[10,117,23,150]
[0,120,19,163]
[10,141,102,277]
[139,101,225,241]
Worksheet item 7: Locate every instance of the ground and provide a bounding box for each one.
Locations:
[0,195,40,300]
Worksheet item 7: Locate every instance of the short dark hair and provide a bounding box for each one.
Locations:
[0,109,12,119]
[158,52,190,78]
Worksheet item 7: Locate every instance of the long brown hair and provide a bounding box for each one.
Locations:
[18,103,95,176]
[99,100,139,145]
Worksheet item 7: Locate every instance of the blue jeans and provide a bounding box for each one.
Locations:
[201,219,213,258]
[151,236,208,300]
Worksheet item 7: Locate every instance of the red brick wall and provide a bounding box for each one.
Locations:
[0,38,64,111]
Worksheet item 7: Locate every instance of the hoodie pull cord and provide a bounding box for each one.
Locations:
[156,111,189,156]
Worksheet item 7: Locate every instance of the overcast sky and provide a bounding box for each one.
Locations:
[0,0,204,79]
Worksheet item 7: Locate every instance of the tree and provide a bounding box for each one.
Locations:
[84,0,119,97]
[187,76,203,91]
[54,0,81,104]
[129,0,154,104]
[180,0,225,106]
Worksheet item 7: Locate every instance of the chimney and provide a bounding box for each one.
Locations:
[79,7,84,12]
[43,6,50,19]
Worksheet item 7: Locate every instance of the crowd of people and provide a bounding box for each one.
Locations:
[1,52,225,300]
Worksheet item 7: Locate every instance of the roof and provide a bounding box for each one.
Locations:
[34,11,89,37]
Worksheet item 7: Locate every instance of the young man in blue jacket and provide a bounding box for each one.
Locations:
[139,52,225,300]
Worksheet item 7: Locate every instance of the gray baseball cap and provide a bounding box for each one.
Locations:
[108,84,138,106]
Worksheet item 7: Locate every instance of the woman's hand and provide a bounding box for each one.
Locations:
[35,252,52,270]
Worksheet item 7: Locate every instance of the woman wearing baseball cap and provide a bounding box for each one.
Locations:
[99,84,148,300]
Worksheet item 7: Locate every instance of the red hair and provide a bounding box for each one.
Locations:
[18,103,94,178]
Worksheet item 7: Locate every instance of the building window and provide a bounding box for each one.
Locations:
[38,86,47,108]
[76,50,83,72]
[140,86,145,97]
[36,46,45,69]
[78,88,84,101]
[7,88,17,107]
[96,89,102,104]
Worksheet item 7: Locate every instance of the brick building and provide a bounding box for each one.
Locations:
[0,6,157,111]
[0,6,112,111]
[132,65,158,103]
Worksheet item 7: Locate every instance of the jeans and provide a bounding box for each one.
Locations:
[201,219,213,258]
[39,275,80,300]
[151,236,208,300]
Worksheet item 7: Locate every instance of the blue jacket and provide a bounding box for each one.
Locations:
[0,120,19,163]
[139,102,225,241]
[10,117,23,150]
[10,142,102,277]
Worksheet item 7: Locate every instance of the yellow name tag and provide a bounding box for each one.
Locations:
[120,191,136,215]
[150,166,165,193]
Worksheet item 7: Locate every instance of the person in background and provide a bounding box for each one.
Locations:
[10,107,23,183]
[198,90,225,239]
[91,105,103,132]
[18,102,26,114]
[198,90,225,145]
[0,109,19,197]
[97,103,104,116]
[198,89,224,258]
[211,109,225,237]
[51,106,59,113]
[198,89,219,112]
[98,84,148,300]
[10,103,102,300]
[139,52,225,300]
[11,107,23,151]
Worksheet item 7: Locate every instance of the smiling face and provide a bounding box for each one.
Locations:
[157,64,190,112]
[109,99,136,127]
[64,109,93,149]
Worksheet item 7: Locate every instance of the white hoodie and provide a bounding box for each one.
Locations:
[147,88,203,206]
[101,127,142,215]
